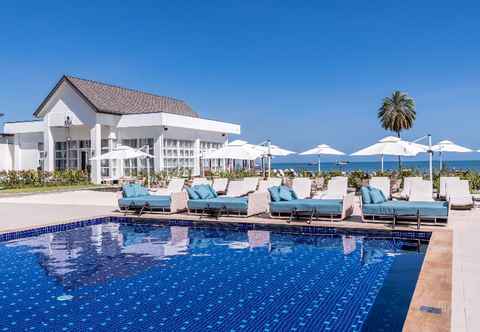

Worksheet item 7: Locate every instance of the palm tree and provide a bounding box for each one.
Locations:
[378,91,416,169]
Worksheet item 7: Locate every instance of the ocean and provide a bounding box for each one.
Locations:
[271,160,480,173]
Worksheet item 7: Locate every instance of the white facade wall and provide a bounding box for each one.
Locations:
[2,80,240,183]
[14,133,43,170]
[0,139,14,171]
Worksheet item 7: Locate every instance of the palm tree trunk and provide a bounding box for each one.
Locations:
[397,131,401,172]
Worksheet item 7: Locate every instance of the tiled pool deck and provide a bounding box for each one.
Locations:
[0,191,477,331]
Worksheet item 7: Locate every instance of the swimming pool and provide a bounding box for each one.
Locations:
[0,218,429,331]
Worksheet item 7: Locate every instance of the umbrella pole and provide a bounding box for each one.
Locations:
[381,155,384,172]
[147,158,151,188]
[267,140,271,178]
[318,155,321,173]
[268,155,271,178]
[428,134,433,181]
[439,152,443,171]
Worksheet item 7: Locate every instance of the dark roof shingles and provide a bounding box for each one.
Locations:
[63,76,198,117]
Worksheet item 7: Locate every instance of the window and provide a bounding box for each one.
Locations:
[79,140,91,149]
[54,141,78,170]
[38,142,45,171]
[201,141,223,170]
[163,139,194,170]
[67,140,78,169]
[101,139,110,177]
[139,138,154,173]
[122,139,138,177]
[55,142,67,170]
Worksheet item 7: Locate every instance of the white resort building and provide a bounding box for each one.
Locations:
[0,76,240,183]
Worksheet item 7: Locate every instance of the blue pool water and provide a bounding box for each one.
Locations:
[0,220,428,331]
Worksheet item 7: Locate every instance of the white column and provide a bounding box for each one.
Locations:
[154,133,164,172]
[107,128,117,178]
[43,125,54,172]
[13,135,21,170]
[193,138,201,176]
[90,124,102,184]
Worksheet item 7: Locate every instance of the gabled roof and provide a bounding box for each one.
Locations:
[33,75,198,118]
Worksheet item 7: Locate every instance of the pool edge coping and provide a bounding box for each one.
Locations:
[403,229,452,332]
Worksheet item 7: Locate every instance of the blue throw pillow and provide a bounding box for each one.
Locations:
[194,184,214,199]
[268,186,281,202]
[360,186,372,204]
[279,185,294,201]
[186,187,200,200]
[369,188,386,204]
[135,184,150,197]
[207,184,218,198]
[290,188,298,200]
[123,184,137,198]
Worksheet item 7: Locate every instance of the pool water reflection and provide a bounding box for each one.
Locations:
[0,222,427,331]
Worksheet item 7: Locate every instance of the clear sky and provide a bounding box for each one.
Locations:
[1,1,479,162]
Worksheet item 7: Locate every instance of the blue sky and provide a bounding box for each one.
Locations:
[1,1,479,162]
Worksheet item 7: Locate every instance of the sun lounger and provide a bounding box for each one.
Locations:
[186,184,269,217]
[257,177,283,192]
[369,177,390,199]
[400,177,422,199]
[225,180,249,197]
[314,177,347,199]
[269,185,354,223]
[291,178,312,199]
[360,186,448,226]
[118,183,187,215]
[150,178,185,195]
[212,178,228,195]
[243,177,260,193]
[440,176,460,200]
[447,179,473,209]
[409,180,434,202]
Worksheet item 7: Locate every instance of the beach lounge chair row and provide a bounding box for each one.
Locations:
[118,176,355,223]
[119,175,464,226]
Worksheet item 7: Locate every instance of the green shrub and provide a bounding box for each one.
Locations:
[0,170,89,189]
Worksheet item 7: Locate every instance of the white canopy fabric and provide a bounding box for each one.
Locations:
[351,136,427,172]
[253,144,296,157]
[202,141,262,160]
[91,145,154,160]
[90,145,154,187]
[432,140,473,169]
[254,141,295,177]
[300,144,345,156]
[300,144,345,172]
[432,140,472,153]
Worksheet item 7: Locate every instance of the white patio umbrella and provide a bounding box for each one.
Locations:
[255,140,296,177]
[351,136,427,172]
[202,140,262,161]
[92,145,154,161]
[431,140,473,170]
[91,145,155,186]
[300,144,345,173]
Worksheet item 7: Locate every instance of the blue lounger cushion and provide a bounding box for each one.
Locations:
[369,187,386,204]
[119,195,171,209]
[188,197,248,211]
[360,186,372,204]
[270,199,343,215]
[363,201,448,217]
